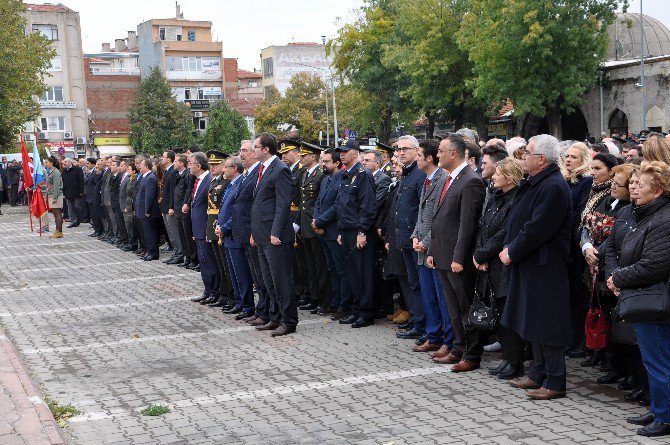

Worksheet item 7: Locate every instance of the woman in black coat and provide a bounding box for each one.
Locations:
[472,158,524,380]
[609,161,670,437]
[563,142,593,358]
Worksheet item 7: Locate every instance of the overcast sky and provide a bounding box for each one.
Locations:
[50,0,363,70]
[34,0,670,70]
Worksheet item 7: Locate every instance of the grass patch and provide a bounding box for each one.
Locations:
[45,397,80,428]
[141,404,170,416]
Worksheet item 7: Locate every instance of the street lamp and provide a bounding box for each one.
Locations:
[322,36,330,147]
[293,60,338,147]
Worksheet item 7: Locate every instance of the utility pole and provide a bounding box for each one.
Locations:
[640,0,646,131]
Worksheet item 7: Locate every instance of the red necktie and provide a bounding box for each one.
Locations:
[256,164,265,187]
[438,175,453,205]
[192,177,200,203]
[424,178,431,189]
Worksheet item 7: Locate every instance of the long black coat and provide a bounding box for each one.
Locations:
[473,186,517,299]
[61,165,84,200]
[502,164,572,347]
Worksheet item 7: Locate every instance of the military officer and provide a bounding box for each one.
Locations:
[202,149,235,309]
[278,139,310,305]
[296,141,332,314]
[376,141,395,176]
[335,139,377,328]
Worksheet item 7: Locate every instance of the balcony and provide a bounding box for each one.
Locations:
[166,70,222,81]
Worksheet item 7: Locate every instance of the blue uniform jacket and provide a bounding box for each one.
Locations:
[335,162,376,232]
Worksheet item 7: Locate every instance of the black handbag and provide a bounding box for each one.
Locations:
[615,281,670,323]
[466,271,499,330]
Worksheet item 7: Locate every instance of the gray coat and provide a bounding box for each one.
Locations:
[410,167,447,266]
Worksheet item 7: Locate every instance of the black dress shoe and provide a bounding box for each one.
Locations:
[193,265,200,272]
[625,388,648,402]
[397,321,413,330]
[330,307,350,320]
[488,360,509,375]
[310,306,322,314]
[224,306,243,314]
[207,299,225,308]
[66,223,76,228]
[299,302,319,311]
[640,396,651,406]
[256,321,280,331]
[627,412,654,426]
[415,334,428,345]
[235,311,254,320]
[597,371,624,385]
[166,257,184,265]
[177,261,189,267]
[143,255,159,261]
[351,318,374,328]
[162,257,173,263]
[339,314,358,324]
[200,296,218,305]
[638,422,670,437]
[317,307,336,316]
[618,375,638,391]
[297,298,310,307]
[497,363,524,380]
[185,262,198,270]
[567,344,587,358]
[271,324,296,337]
[190,294,208,302]
[245,315,260,323]
[396,327,423,339]
[580,350,605,367]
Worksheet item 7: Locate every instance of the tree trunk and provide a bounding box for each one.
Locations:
[547,105,562,140]
[380,106,393,143]
[426,112,435,139]
[475,108,489,143]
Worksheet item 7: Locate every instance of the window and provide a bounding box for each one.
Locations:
[159,27,166,40]
[187,31,196,41]
[262,57,273,78]
[40,116,65,131]
[184,89,191,100]
[41,86,63,102]
[245,117,255,135]
[198,118,207,130]
[176,34,182,41]
[32,24,58,40]
[47,56,61,71]
[248,81,258,88]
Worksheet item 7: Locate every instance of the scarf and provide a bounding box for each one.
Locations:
[580,179,613,229]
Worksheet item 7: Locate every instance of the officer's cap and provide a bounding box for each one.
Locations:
[337,139,360,152]
[278,139,301,154]
[206,149,229,165]
[375,141,394,156]
[299,141,323,156]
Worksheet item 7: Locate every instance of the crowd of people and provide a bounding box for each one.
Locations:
[25,129,670,437]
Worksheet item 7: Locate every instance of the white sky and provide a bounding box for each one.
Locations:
[41,0,363,70]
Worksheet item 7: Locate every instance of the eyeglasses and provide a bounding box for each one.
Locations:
[395,147,416,153]
[253,145,263,149]
[522,149,543,157]
[611,181,628,189]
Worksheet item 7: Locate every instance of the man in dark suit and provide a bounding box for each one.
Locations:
[90,159,105,237]
[173,154,198,269]
[251,132,297,337]
[189,152,221,302]
[0,156,7,204]
[296,142,331,314]
[335,139,377,328]
[216,156,255,319]
[313,148,351,320]
[7,160,21,206]
[61,158,85,227]
[426,133,486,372]
[109,160,128,248]
[85,158,102,236]
[135,158,161,260]
[232,140,272,325]
[160,150,183,265]
[133,155,147,256]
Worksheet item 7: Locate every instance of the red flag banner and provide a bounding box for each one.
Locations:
[31,187,47,219]
[20,135,34,189]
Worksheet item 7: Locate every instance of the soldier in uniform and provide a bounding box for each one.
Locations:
[376,141,395,176]
[201,150,235,309]
[278,139,310,306]
[296,142,332,314]
[335,139,377,328]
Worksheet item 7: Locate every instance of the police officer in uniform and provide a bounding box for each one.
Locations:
[278,139,310,305]
[296,141,332,314]
[376,141,395,176]
[335,139,377,328]
[202,150,235,309]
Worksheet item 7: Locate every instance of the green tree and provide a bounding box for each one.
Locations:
[129,66,193,154]
[0,0,55,150]
[203,101,250,153]
[458,0,624,138]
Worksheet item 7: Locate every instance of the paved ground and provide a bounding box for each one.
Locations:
[0,210,669,445]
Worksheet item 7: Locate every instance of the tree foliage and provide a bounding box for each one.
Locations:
[458,0,624,137]
[129,66,193,154]
[0,0,55,149]
[203,100,250,153]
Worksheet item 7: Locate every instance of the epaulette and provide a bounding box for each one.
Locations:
[357,167,366,173]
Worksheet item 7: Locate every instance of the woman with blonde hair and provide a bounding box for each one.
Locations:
[642,133,670,165]
[473,158,525,380]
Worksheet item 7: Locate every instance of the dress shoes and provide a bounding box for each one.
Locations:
[297,298,310,307]
[597,371,624,385]
[451,359,480,373]
[299,302,319,311]
[509,377,541,389]
[271,324,296,337]
[580,350,605,367]
[351,318,374,328]
[224,305,243,314]
[235,311,254,320]
[160,245,173,253]
[638,422,670,437]
[190,294,208,302]
[89,232,100,237]
[185,262,198,270]
[625,388,648,402]
[412,341,442,353]
[177,259,190,268]
[618,375,638,391]
[488,360,509,375]
[135,250,147,256]
[429,345,451,359]
[627,412,654,426]
[566,344,587,358]
[245,315,260,323]
[167,256,184,265]
[397,321,413,330]
[640,396,651,406]
[66,223,77,228]
[415,334,428,345]
[310,306,322,314]
[249,318,268,326]
[331,308,350,320]
[396,327,423,339]
[207,298,226,308]
[497,363,524,380]
[193,265,200,272]
[339,314,358,325]
[317,307,335,316]
[255,321,280,331]
[162,257,173,263]
[527,387,566,400]
[433,353,462,365]
[200,296,218,305]
[143,254,159,261]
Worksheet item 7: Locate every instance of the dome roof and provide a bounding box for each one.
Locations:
[608,13,670,61]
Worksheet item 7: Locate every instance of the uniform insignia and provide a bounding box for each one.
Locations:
[351,175,357,184]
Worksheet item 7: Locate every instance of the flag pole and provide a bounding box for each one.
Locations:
[27,188,33,232]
